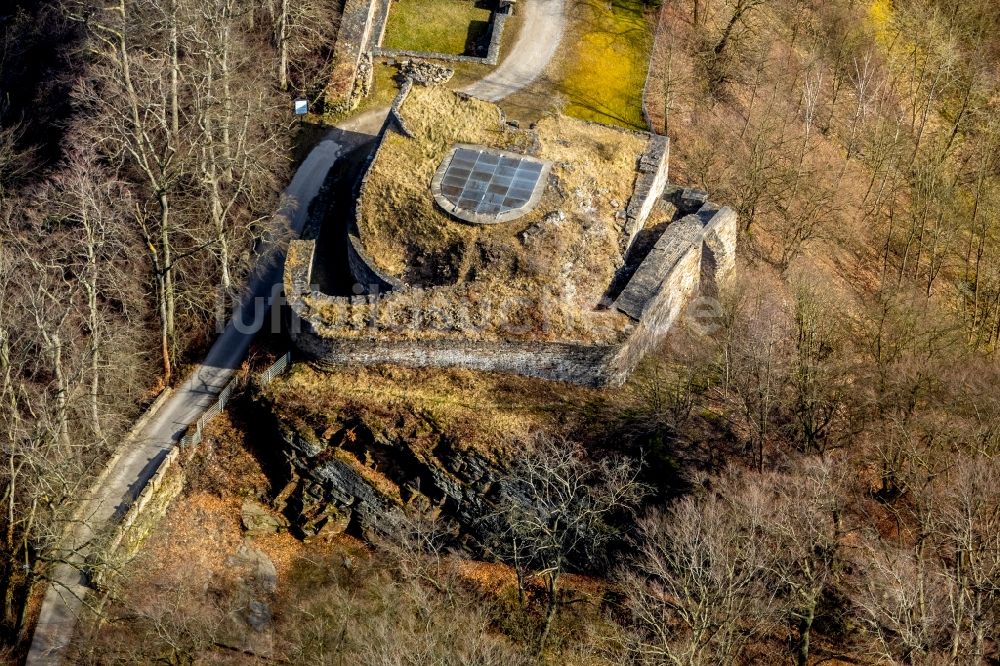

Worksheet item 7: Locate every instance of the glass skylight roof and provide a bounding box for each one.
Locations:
[432,145,550,224]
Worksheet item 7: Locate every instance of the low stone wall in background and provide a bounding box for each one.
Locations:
[373,8,510,66]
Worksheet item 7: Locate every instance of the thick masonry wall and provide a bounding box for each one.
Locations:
[701,205,738,294]
[347,233,404,291]
[297,329,617,385]
[326,0,385,113]
[615,214,703,320]
[623,135,670,253]
[607,221,704,379]
[285,206,737,387]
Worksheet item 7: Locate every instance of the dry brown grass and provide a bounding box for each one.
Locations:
[336,85,649,342]
[358,85,533,279]
[264,363,602,457]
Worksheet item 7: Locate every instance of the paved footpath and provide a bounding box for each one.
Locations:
[462,0,566,102]
[26,0,564,660]
[25,128,360,665]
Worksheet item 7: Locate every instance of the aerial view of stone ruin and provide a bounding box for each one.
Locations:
[8,0,1000,663]
[287,81,737,385]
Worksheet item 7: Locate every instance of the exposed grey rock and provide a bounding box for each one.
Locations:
[269,411,511,548]
[520,210,566,243]
[303,503,353,541]
[241,500,288,536]
[246,600,273,632]
[230,540,278,594]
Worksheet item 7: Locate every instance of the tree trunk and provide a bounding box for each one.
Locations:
[796,603,814,666]
[170,0,180,137]
[159,191,175,361]
[537,570,560,656]
[278,0,290,91]
[220,2,234,177]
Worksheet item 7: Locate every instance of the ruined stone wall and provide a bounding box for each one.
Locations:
[623,134,670,253]
[286,239,619,384]
[701,205,738,295]
[606,217,706,381]
[343,82,411,292]
[288,82,737,387]
[325,0,386,113]
[347,233,405,291]
[285,204,737,387]
[298,325,617,385]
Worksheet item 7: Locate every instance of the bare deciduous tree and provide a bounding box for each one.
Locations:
[619,472,779,665]
[487,436,645,655]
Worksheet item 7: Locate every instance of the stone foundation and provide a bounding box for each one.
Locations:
[373,6,511,66]
[286,86,737,388]
[285,202,737,387]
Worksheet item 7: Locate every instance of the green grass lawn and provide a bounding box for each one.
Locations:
[560,0,651,128]
[499,0,652,130]
[382,0,494,55]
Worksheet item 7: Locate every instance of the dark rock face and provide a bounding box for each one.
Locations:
[270,406,510,547]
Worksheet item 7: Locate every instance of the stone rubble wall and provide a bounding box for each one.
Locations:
[284,204,737,387]
[606,218,706,379]
[702,205,738,291]
[325,0,388,114]
[343,82,413,292]
[92,445,188,591]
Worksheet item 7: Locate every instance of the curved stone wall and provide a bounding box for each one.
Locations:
[345,81,412,292]
[284,205,738,387]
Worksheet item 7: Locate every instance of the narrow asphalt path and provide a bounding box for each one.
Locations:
[25,129,365,665]
[462,0,566,102]
[26,1,565,660]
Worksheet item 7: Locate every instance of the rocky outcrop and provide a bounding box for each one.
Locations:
[266,398,511,546]
[241,500,289,536]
